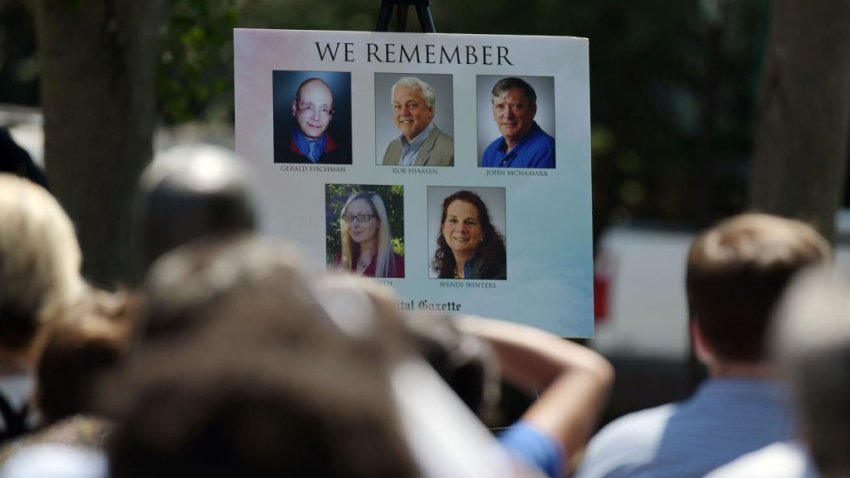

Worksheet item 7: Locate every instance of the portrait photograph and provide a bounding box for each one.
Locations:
[374,73,455,167]
[427,186,507,280]
[326,184,405,279]
[273,70,352,165]
[476,75,556,169]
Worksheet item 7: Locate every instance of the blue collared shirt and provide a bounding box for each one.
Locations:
[293,128,327,163]
[481,121,555,168]
[575,378,796,478]
[398,122,434,166]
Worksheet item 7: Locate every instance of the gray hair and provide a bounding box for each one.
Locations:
[391,77,436,109]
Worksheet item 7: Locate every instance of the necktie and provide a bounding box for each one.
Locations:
[308,141,317,161]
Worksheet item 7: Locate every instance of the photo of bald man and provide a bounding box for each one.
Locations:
[273,71,352,165]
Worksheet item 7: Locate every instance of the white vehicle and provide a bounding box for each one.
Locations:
[591,224,693,363]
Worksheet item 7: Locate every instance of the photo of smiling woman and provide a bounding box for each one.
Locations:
[430,188,507,280]
[329,186,405,278]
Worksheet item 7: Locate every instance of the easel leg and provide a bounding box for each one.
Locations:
[374,0,436,33]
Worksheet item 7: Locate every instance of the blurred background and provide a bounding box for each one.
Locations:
[2,0,849,421]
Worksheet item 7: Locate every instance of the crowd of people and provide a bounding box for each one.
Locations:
[0,142,848,477]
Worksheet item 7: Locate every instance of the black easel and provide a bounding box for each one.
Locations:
[375,0,436,33]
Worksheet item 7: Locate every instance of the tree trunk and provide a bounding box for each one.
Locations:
[749,0,850,241]
[34,0,165,287]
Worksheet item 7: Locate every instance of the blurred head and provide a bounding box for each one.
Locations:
[115,232,520,478]
[686,213,830,363]
[292,78,334,140]
[339,191,394,277]
[135,143,258,273]
[391,77,435,142]
[0,174,85,351]
[36,289,136,423]
[105,340,420,478]
[491,77,537,146]
[109,236,422,477]
[135,235,314,346]
[772,266,850,477]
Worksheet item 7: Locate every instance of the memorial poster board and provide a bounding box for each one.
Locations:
[234,29,593,337]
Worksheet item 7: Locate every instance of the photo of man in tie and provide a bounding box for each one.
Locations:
[273,72,352,165]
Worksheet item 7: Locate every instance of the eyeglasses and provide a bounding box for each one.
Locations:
[297,103,333,117]
[342,213,375,223]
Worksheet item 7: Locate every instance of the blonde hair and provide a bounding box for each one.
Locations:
[0,174,85,349]
[339,191,394,278]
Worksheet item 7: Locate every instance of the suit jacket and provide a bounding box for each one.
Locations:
[275,132,351,165]
[382,125,454,167]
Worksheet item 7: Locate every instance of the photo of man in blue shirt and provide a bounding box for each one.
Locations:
[480,77,555,169]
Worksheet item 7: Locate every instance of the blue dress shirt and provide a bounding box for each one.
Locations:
[398,122,435,166]
[575,378,796,478]
[481,121,555,168]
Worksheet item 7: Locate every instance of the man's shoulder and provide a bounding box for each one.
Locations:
[382,137,403,165]
[384,136,403,152]
[574,404,678,478]
[481,137,504,163]
[577,380,797,478]
[422,126,454,166]
[526,125,555,153]
[591,403,678,445]
[430,125,453,142]
[485,135,503,150]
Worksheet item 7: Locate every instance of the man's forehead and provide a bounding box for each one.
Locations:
[300,80,332,99]
[393,85,424,100]
[492,88,526,102]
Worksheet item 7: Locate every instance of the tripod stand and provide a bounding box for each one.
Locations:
[375,0,436,33]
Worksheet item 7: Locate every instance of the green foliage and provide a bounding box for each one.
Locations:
[158,0,240,123]
[324,184,405,266]
[0,1,38,105]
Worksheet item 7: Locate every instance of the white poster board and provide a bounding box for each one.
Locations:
[234,29,594,337]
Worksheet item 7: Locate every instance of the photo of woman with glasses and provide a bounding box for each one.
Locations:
[329,187,404,278]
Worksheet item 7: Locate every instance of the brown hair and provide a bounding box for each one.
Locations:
[686,213,830,362]
[36,289,137,423]
[432,190,506,279]
[491,77,537,105]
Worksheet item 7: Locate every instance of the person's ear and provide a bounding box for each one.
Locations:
[690,319,714,364]
[292,99,298,117]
